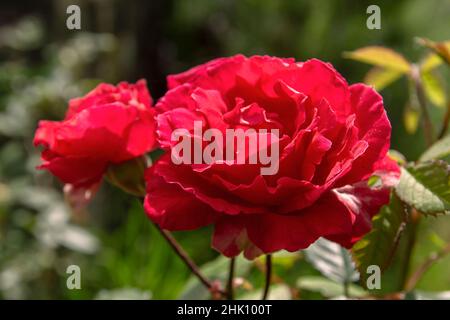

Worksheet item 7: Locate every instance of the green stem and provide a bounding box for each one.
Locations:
[401,209,420,290]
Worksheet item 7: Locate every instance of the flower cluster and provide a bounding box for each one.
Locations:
[34,55,399,259]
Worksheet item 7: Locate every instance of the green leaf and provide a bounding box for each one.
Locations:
[343,46,411,73]
[419,135,450,162]
[364,67,403,91]
[105,156,147,197]
[395,161,450,216]
[296,276,366,298]
[429,231,447,250]
[421,71,446,108]
[268,250,301,268]
[179,255,253,299]
[421,53,444,73]
[417,38,450,71]
[352,194,407,286]
[304,238,359,284]
[403,107,420,134]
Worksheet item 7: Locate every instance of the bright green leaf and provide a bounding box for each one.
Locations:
[368,175,382,188]
[268,250,301,268]
[403,107,420,134]
[421,71,446,108]
[395,161,450,216]
[364,67,403,91]
[421,53,444,73]
[418,38,450,72]
[344,46,411,73]
[420,135,450,162]
[420,41,450,72]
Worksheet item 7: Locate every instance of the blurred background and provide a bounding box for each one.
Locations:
[0,0,450,299]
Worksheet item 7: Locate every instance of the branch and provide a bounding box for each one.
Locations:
[153,223,226,298]
[382,200,409,271]
[404,242,450,292]
[400,208,420,288]
[261,254,272,300]
[226,258,236,300]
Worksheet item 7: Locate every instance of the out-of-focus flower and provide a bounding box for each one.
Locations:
[34,80,157,197]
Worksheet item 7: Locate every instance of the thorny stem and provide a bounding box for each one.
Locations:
[226,257,236,300]
[382,200,409,271]
[404,243,450,292]
[262,254,272,300]
[400,65,435,288]
[401,209,421,289]
[152,223,226,298]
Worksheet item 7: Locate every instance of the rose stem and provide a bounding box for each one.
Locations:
[401,66,434,287]
[262,254,272,300]
[404,242,450,292]
[400,208,421,289]
[226,257,236,300]
[153,223,225,297]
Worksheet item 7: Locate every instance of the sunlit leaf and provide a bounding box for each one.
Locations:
[420,135,450,162]
[417,38,450,71]
[270,250,301,268]
[344,46,411,72]
[395,161,450,216]
[403,107,420,134]
[419,40,450,72]
[352,194,407,286]
[421,71,446,108]
[364,67,403,91]
[305,238,359,284]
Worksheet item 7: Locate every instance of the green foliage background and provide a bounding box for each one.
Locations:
[0,0,450,299]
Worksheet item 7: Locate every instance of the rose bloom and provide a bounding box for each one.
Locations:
[145,55,400,259]
[34,80,157,191]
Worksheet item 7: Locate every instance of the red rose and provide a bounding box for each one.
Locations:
[34,80,157,190]
[144,55,400,259]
